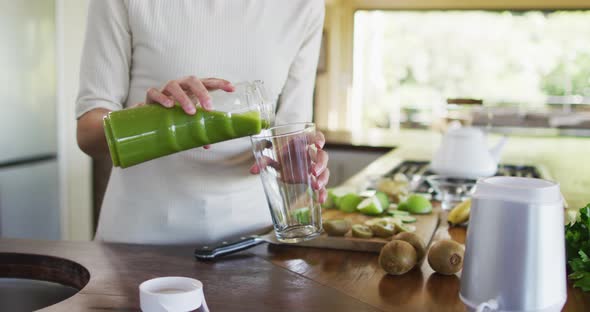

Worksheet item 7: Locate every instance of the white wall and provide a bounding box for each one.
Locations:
[56,0,93,240]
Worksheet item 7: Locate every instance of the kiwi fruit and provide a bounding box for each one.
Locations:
[427,239,465,275]
[370,223,395,238]
[379,240,417,275]
[323,219,351,236]
[351,224,374,239]
[393,232,426,263]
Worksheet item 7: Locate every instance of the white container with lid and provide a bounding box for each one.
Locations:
[460,177,566,312]
[139,277,208,312]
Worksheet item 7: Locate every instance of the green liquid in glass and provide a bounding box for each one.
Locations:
[104,105,267,168]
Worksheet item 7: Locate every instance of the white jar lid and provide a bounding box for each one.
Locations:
[472,176,562,205]
[139,277,208,312]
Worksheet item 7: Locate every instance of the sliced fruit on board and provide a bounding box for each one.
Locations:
[339,193,364,213]
[351,224,374,239]
[387,209,410,217]
[323,187,354,209]
[398,215,417,223]
[357,196,384,216]
[402,194,433,214]
[375,191,390,211]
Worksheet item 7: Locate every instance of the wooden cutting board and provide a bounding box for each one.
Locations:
[292,207,440,253]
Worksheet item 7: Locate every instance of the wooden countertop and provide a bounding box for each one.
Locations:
[1,227,588,311]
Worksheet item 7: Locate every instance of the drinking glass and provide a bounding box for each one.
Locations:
[426,175,476,210]
[251,123,322,243]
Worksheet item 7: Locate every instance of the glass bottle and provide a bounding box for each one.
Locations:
[103,81,274,168]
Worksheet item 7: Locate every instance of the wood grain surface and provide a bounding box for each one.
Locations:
[1,225,589,311]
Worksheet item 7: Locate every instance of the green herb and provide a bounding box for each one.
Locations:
[565,204,590,291]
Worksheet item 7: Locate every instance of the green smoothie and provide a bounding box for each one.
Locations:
[104,105,269,168]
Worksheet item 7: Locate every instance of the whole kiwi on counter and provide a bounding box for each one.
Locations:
[323,219,351,236]
[379,240,417,275]
[393,232,426,263]
[427,239,465,275]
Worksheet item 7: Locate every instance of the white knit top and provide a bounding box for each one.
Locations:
[76,0,324,245]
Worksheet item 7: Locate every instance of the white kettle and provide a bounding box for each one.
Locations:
[431,127,508,179]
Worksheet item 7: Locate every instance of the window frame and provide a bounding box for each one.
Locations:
[316,0,590,131]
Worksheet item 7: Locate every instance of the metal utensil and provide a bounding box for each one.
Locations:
[194,231,278,260]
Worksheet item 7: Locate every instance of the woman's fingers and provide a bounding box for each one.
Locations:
[314,131,326,149]
[202,78,235,92]
[146,76,234,115]
[317,188,327,204]
[146,88,174,107]
[312,148,328,176]
[180,76,212,111]
[249,156,281,174]
[163,80,195,114]
[313,168,330,190]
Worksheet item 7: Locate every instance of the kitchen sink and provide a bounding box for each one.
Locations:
[0,253,90,311]
[0,278,79,311]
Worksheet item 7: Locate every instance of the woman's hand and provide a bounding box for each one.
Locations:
[249,131,330,203]
[135,76,235,149]
[138,76,235,114]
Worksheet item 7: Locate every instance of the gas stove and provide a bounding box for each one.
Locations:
[385,160,544,194]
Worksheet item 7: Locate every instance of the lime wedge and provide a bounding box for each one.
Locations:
[357,196,384,216]
[327,188,354,209]
[339,193,364,213]
[405,194,432,214]
[375,191,390,211]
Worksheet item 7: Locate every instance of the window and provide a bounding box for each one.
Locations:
[352,10,590,130]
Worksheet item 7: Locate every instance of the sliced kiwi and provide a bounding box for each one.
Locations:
[351,224,374,239]
[364,217,400,227]
[370,222,395,238]
[394,232,426,263]
[427,239,465,275]
[323,219,351,236]
[379,240,417,275]
[394,222,415,233]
